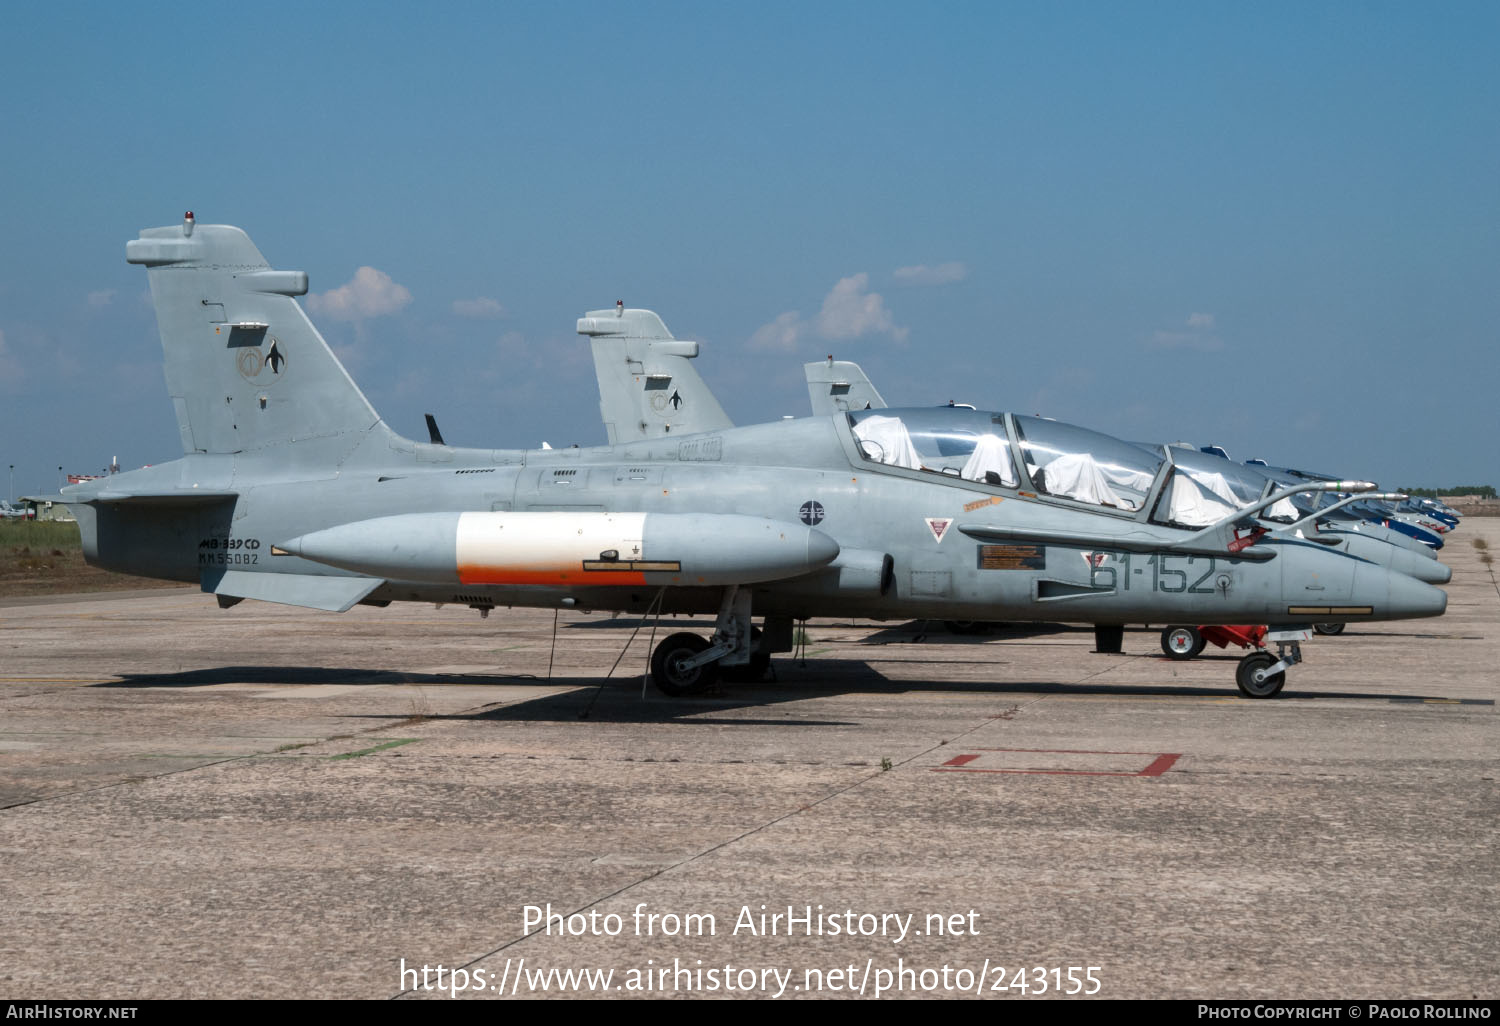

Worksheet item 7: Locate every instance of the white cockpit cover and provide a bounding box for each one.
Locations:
[1041,452,1130,508]
[1264,496,1299,520]
[853,415,922,470]
[1098,463,1158,495]
[1191,469,1242,506]
[1167,471,1239,526]
[961,433,1017,486]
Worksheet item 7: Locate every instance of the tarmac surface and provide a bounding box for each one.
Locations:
[1,523,1495,1000]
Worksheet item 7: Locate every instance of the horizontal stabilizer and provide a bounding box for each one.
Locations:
[79,490,239,505]
[202,569,383,612]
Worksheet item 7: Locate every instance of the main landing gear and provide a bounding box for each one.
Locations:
[1160,625,1206,660]
[648,586,779,697]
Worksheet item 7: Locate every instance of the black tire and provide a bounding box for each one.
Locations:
[1312,623,1345,636]
[650,632,718,696]
[944,620,992,636]
[720,627,771,683]
[1235,651,1286,698]
[1160,625,1204,660]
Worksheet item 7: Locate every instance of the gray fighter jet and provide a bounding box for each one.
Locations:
[62,216,1446,699]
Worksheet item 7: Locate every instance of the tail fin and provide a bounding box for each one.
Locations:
[805,358,888,415]
[577,307,732,443]
[127,214,381,455]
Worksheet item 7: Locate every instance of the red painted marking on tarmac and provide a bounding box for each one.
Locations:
[932,748,1183,778]
[1138,753,1182,777]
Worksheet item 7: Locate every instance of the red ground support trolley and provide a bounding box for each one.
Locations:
[1159,624,1268,661]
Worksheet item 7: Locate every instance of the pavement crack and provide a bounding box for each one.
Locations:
[391,694,1052,1000]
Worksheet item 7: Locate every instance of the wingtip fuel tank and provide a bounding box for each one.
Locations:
[282,512,840,589]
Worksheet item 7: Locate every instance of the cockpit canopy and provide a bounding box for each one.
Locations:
[848,407,1167,514]
[1157,449,1293,527]
[850,408,1019,486]
[845,407,1330,530]
[1012,415,1164,511]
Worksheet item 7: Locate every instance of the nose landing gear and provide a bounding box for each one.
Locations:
[1234,628,1310,698]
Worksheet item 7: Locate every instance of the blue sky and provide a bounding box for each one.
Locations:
[2,1,1496,499]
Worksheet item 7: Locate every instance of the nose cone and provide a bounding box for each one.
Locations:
[1354,561,1447,620]
[283,512,462,582]
[806,527,841,569]
[1420,561,1453,585]
[1387,545,1454,584]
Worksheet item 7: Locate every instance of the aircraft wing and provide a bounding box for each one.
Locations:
[74,491,240,505]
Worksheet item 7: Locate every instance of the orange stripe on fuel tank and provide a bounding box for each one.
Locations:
[455,511,650,587]
[457,565,649,586]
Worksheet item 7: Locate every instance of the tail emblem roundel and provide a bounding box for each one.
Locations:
[236,339,289,384]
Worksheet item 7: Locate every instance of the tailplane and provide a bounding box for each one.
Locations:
[127,213,382,456]
[577,306,732,443]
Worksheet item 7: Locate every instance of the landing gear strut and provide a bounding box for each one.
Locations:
[1234,628,1309,698]
[1094,624,1125,654]
[650,632,718,696]
[649,586,772,696]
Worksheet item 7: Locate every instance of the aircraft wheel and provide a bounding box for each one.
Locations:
[1235,652,1285,699]
[1160,625,1204,660]
[651,632,719,696]
[1313,622,1345,636]
[944,620,991,635]
[720,628,771,683]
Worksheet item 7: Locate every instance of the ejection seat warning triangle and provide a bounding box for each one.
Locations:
[925,517,951,543]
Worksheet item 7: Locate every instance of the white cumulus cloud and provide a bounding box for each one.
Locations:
[816,273,907,342]
[747,311,806,352]
[452,297,505,319]
[748,273,908,351]
[893,262,967,287]
[307,267,412,321]
[1147,313,1223,352]
[87,289,116,308]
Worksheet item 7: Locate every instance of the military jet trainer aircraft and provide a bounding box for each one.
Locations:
[61,216,1447,699]
[795,361,1453,643]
